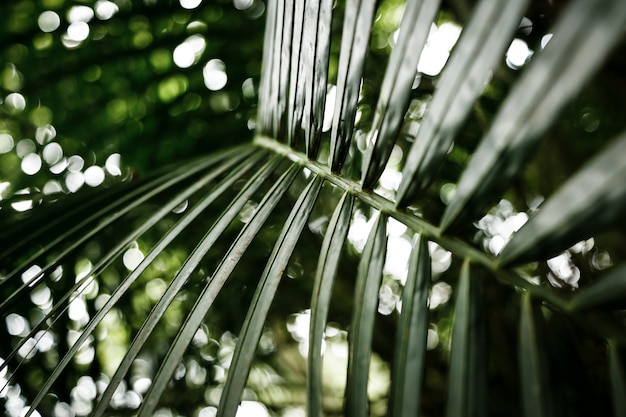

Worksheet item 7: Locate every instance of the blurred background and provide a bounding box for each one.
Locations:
[1,1,625,416]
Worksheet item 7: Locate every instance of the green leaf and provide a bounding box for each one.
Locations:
[276,0,294,140]
[0,179,136,261]
[345,213,387,417]
[610,341,626,417]
[519,292,554,417]
[329,0,378,172]
[361,0,440,189]
[258,0,279,135]
[18,152,271,415]
[396,0,530,204]
[286,0,307,147]
[263,0,289,138]
[568,264,626,312]
[0,146,254,314]
[388,234,431,417]
[498,132,626,265]
[440,0,626,231]
[446,259,486,417]
[302,0,333,158]
[217,175,323,417]
[133,163,301,417]
[307,191,354,417]
[89,157,290,417]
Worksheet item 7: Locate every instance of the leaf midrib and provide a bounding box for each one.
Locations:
[254,135,570,311]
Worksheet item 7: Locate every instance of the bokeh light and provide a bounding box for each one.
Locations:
[203,59,228,91]
[37,11,61,33]
[506,38,533,70]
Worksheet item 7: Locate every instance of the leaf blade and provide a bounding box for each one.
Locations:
[441,0,626,231]
[307,191,354,417]
[519,293,554,417]
[90,157,290,417]
[568,264,626,312]
[388,234,431,417]
[446,259,486,417]
[361,0,440,189]
[19,152,271,415]
[134,163,301,417]
[499,131,626,266]
[610,341,626,417]
[396,0,530,204]
[217,175,323,417]
[329,0,377,172]
[345,213,387,417]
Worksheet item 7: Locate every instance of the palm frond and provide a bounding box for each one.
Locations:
[388,235,430,417]
[446,260,486,417]
[360,0,440,188]
[441,0,626,230]
[2,0,626,416]
[307,191,353,417]
[519,293,554,417]
[345,213,386,416]
[329,0,378,171]
[610,341,626,417]
[499,131,626,265]
[397,0,529,203]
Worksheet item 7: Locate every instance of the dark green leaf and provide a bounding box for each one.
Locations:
[345,213,387,417]
[519,292,554,417]
[499,131,626,265]
[134,163,300,417]
[568,264,626,312]
[90,157,291,417]
[446,259,486,417]
[329,0,378,172]
[361,0,440,189]
[20,152,270,415]
[303,0,333,158]
[217,175,323,417]
[286,0,307,147]
[610,341,626,417]
[396,0,529,204]
[441,0,626,231]
[258,0,279,135]
[276,0,294,140]
[307,191,354,417]
[0,147,254,313]
[388,234,431,417]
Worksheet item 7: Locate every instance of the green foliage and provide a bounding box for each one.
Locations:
[1,0,626,416]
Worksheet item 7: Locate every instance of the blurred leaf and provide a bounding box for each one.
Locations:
[610,341,626,417]
[345,213,387,416]
[441,0,626,231]
[307,191,354,417]
[568,264,626,312]
[361,0,440,188]
[446,259,486,417]
[499,131,626,265]
[396,0,529,204]
[329,0,378,172]
[519,292,554,417]
[388,234,430,417]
